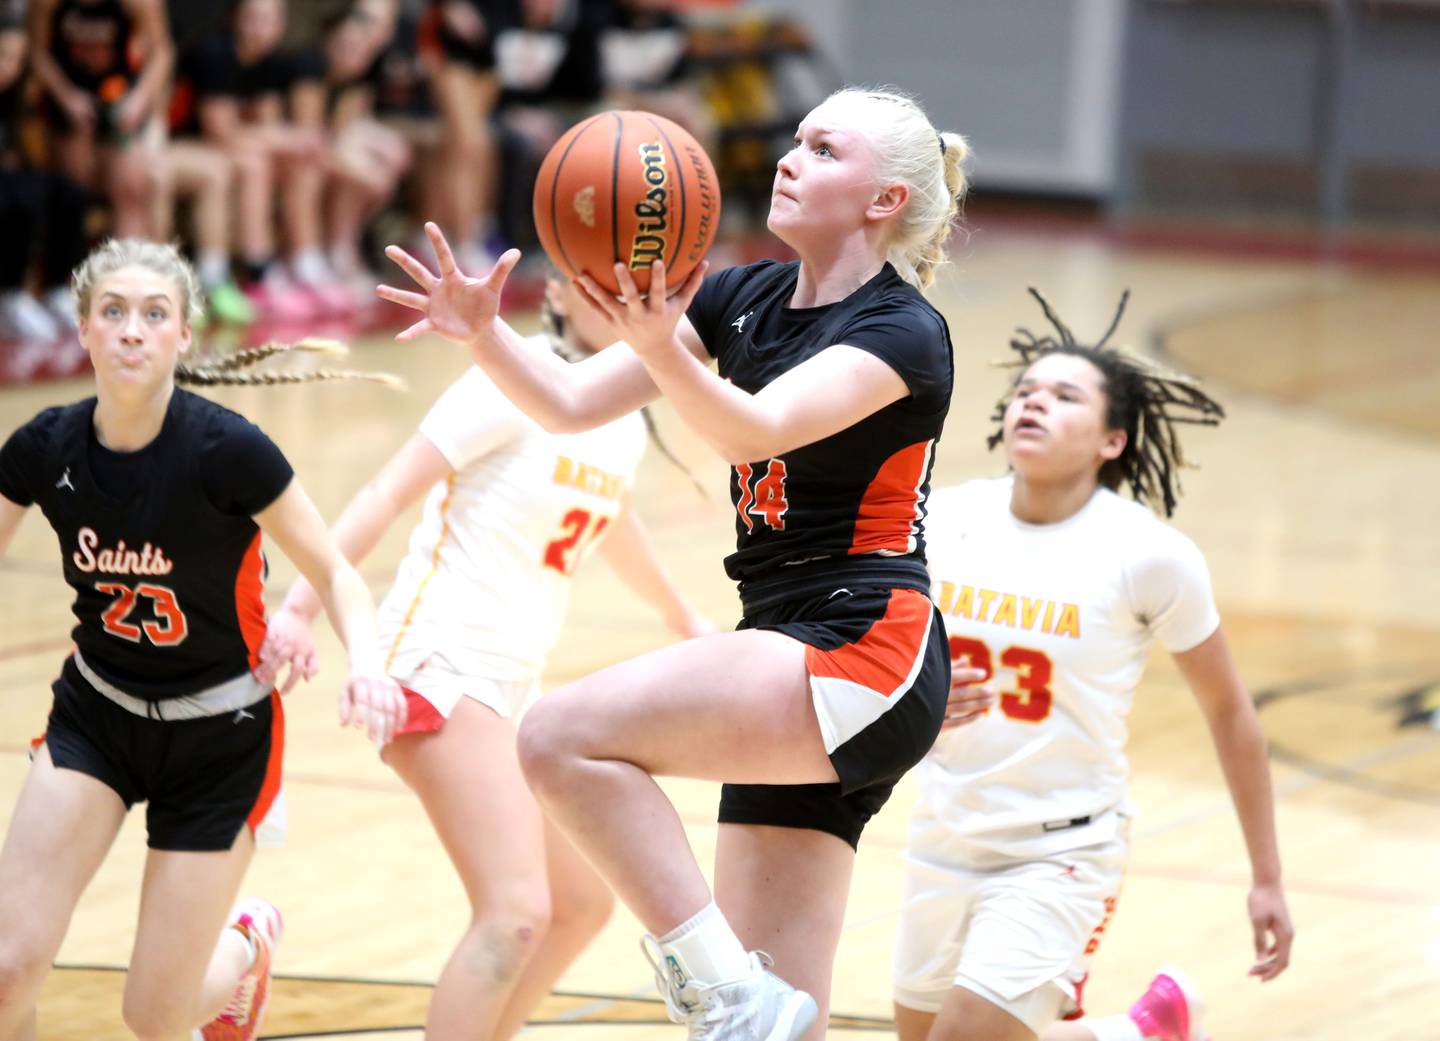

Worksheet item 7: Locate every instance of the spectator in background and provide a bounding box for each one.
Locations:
[368,0,445,251]
[315,0,412,299]
[0,13,89,347]
[183,0,351,321]
[599,0,710,149]
[491,0,609,250]
[27,0,172,238]
[419,0,511,270]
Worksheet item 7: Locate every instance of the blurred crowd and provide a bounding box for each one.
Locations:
[0,0,716,349]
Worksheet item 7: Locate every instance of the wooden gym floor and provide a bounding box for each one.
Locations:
[1,218,1436,1040]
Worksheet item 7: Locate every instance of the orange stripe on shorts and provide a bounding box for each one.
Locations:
[804,588,933,697]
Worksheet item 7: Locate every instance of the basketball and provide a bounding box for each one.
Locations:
[532,110,721,296]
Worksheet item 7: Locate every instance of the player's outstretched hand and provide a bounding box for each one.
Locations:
[1247,881,1294,981]
[253,607,318,695]
[379,222,521,346]
[574,259,708,361]
[940,665,996,731]
[339,671,407,748]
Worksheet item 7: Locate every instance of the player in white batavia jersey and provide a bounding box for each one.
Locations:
[257,277,710,1041]
[892,293,1294,1041]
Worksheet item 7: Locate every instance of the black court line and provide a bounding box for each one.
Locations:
[51,964,895,1034]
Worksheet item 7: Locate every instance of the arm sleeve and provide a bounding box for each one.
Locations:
[417,364,530,469]
[0,416,47,508]
[201,413,296,516]
[1126,527,1221,654]
[837,300,953,407]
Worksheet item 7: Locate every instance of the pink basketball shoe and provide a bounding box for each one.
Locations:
[200,898,284,1041]
[1128,966,1208,1041]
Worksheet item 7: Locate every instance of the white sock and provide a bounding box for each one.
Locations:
[657,901,751,986]
[1085,1013,1147,1041]
[197,250,230,287]
[291,248,330,285]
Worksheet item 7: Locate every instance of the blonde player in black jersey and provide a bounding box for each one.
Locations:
[380,87,968,1041]
[891,293,1293,1041]
[0,239,404,1041]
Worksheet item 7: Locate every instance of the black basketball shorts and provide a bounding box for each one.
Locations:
[719,585,949,849]
[43,658,284,852]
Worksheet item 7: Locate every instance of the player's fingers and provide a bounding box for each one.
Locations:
[376,284,429,311]
[385,244,438,290]
[396,318,433,343]
[613,263,642,308]
[426,221,460,276]
[673,260,708,308]
[279,663,304,696]
[647,259,668,305]
[485,248,523,288]
[575,275,622,322]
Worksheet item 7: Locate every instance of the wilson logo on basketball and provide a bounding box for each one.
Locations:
[629,141,669,269]
[572,186,596,228]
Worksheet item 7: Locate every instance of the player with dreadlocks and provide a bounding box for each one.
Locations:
[890,290,1294,1041]
[256,272,711,1040]
[0,237,405,1041]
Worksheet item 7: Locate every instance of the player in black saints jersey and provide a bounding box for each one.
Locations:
[379,86,969,1040]
[0,239,404,1041]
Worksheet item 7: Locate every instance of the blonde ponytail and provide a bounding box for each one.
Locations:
[812,87,971,291]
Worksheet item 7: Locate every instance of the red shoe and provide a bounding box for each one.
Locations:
[246,280,321,324]
[1129,966,1207,1041]
[200,899,284,1041]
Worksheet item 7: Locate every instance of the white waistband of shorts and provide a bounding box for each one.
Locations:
[72,652,271,721]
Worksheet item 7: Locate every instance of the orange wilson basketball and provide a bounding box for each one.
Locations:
[533,110,721,296]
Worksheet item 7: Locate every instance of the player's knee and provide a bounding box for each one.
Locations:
[515,700,577,792]
[0,937,50,1009]
[463,890,551,985]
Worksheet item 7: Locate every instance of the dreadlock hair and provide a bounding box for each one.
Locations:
[987,288,1225,518]
[541,287,705,498]
[176,338,405,389]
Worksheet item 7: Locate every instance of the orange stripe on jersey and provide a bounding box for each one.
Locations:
[804,588,932,696]
[848,440,933,556]
[383,475,456,673]
[246,692,285,834]
[235,531,267,670]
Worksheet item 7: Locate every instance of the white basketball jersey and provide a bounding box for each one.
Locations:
[376,337,647,684]
[917,477,1219,856]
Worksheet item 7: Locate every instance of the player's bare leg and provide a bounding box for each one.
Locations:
[0,746,125,1040]
[383,698,551,1040]
[716,823,854,1041]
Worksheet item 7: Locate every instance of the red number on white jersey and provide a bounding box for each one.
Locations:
[543,508,612,575]
[947,635,1054,724]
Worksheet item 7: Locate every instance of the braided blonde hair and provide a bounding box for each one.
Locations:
[177,338,405,389]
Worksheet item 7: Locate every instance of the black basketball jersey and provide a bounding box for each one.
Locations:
[50,0,135,94]
[686,260,953,606]
[0,390,294,701]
